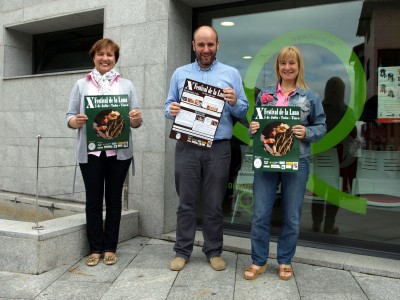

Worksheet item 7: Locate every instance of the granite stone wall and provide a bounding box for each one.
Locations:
[0,0,238,238]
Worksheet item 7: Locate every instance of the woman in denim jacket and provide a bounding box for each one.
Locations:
[244,46,326,281]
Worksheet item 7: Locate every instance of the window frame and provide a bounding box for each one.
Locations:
[32,24,103,75]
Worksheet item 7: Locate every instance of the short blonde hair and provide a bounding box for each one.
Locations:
[274,45,308,89]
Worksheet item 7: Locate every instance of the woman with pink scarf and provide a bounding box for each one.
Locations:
[66,38,142,267]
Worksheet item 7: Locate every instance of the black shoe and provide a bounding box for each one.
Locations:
[312,224,321,232]
[223,210,241,218]
[324,227,339,235]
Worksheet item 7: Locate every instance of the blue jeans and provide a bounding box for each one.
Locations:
[251,158,309,266]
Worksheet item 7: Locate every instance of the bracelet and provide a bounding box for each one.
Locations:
[132,118,143,128]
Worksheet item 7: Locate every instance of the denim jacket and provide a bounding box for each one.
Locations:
[253,84,326,158]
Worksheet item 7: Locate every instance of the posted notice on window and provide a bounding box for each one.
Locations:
[169,78,225,148]
[377,66,400,123]
[252,106,301,172]
[84,94,130,152]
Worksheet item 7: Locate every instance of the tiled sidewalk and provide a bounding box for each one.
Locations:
[1,236,399,300]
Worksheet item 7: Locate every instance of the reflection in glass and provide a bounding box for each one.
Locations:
[198,0,400,256]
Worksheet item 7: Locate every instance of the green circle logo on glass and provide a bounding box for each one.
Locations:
[235,30,367,214]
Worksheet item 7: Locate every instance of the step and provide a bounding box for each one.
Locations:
[0,203,138,274]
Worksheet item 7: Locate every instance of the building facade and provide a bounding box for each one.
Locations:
[1,0,399,257]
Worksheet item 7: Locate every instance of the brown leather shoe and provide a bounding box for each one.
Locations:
[209,256,226,271]
[243,264,267,280]
[169,257,187,271]
[279,264,293,280]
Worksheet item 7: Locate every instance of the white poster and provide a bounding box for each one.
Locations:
[378,66,400,123]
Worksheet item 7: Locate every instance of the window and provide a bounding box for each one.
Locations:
[4,9,104,77]
[33,24,103,74]
[195,0,400,258]
[378,49,400,68]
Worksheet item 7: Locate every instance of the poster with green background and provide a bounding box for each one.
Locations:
[84,94,130,152]
[252,106,301,172]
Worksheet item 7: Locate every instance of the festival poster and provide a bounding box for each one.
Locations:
[84,94,130,152]
[377,66,400,123]
[169,78,225,148]
[252,106,301,172]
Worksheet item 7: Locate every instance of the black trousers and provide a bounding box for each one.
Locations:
[174,140,231,259]
[80,152,131,253]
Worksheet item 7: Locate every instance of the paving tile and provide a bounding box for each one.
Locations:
[344,254,400,278]
[294,262,368,300]
[1,236,400,300]
[102,267,176,300]
[35,281,110,300]
[294,244,347,269]
[101,243,177,300]
[167,285,234,300]
[353,272,400,300]
[167,247,236,299]
[57,235,149,284]
[0,263,72,299]
[111,235,150,255]
[125,243,174,270]
[58,253,137,284]
[234,254,301,300]
[172,247,236,286]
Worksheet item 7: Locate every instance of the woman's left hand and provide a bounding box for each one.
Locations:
[129,109,142,127]
[292,125,306,139]
[129,109,141,120]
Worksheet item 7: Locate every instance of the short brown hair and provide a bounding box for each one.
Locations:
[89,38,120,63]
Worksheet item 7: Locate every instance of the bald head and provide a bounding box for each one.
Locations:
[192,26,220,69]
[193,26,219,43]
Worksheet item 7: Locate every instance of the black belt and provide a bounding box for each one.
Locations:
[213,139,230,143]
